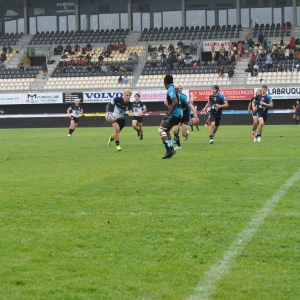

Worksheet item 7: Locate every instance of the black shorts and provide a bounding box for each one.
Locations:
[257,111,268,122]
[209,112,222,127]
[181,114,190,125]
[70,116,79,123]
[251,111,257,117]
[114,119,126,131]
[165,115,182,127]
[133,116,143,123]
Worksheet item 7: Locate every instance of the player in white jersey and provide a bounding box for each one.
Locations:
[106,89,133,151]
[67,99,83,137]
[131,93,147,140]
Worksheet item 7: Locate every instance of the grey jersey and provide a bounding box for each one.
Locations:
[69,105,83,118]
[132,100,146,116]
[110,97,133,119]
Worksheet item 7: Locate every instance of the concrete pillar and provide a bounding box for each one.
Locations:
[181,0,186,27]
[23,5,28,34]
[128,0,132,30]
[236,0,241,26]
[75,3,79,31]
[293,0,297,26]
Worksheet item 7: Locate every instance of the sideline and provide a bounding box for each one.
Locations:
[188,168,300,300]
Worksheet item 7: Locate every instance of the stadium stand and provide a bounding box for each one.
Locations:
[251,22,292,38]
[0,32,23,46]
[28,29,130,46]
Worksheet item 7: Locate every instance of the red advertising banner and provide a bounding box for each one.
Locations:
[189,88,255,101]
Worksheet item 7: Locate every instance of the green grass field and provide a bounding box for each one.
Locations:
[0,125,299,300]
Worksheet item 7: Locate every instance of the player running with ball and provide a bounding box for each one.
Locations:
[201,85,228,144]
[67,99,83,137]
[106,89,133,151]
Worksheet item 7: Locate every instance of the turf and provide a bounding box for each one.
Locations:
[0,125,299,300]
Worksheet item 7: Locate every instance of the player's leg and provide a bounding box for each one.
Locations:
[173,124,180,147]
[190,118,194,131]
[255,116,265,142]
[159,119,176,159]
[138,122,143,139]
[68,118,75,136]
[251,115,258,138]
[181,122,189,141]
[297,115,300,125]
[113,121,123,151]
[209,121,215,144]
[132,119,140,137]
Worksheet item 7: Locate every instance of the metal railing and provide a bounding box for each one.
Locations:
[130,41,149,89]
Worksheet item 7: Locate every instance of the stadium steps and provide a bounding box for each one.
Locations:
[5,35,33,69]
[125,31,142,46]
[30,55,60,91]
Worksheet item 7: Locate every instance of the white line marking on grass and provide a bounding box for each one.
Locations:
[188,168,300,300]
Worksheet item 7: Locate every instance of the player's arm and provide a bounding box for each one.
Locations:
[201,100,210,113]
[162,96,178,120]
[248,101,252,113]
[252,99,257,111]
[67,107,72,118]
[216,95,228,108]
[163,99,168,107]
[188,103,199,123]
[141,105,147,114]
[262,95,273,108]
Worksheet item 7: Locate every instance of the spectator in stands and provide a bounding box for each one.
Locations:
[250,52,256,62]
[253,61,259,72]
[100,63,108,73]
[6,45,12,53]
[58,60,64,74]
[160,51,166,60]
[85,53,92,61]
[86,43,92,51]
[237,42,243,61]
[98,54,104,62]
[128,51,134,60]
[24,62,30,71]
[277,62,283,72]
[218,65,225,78]
[244,41,250,57]
[74,44,80,52]
[297,51,300,59]
[228,68,234,79]
[177,40,183,52]
[189,43,195,55]
[285,27,291,36]
[117,75,123,84]
[123,74,129,85]
[259,50,266,62]
[280,37,285,50]
[86,64,94,73]
[65,43,72,54]
[119,64,126,73]
[119,42,126,53]
[263,38,268,52]
[102,46,107,54]
[177,57,185,69]
[258,31,264,45]
[0,51,6,63]
[127,63,134,72]
[220,43,226,57]
[230,52,236,63]
[133,52,139,60]
[265,53,273,69]
[57,44,63,55]
[283,63,289,72]
[184,57,191,65]
[168,43,175,52]
[150,51,158,59]
[19,61,24,72]
[290,36,296,52]
[42,61,48,79]
[2,45,7,53]
[246,61,254,72]
[114,64,120,72]
[148,44,156,53]
[157,44,164,53]
[289,50,294,60]
[267,40,273,52]
[94,62,100,73]
[278,49,285,60]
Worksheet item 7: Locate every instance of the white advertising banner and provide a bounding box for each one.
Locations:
[254,87,300,99]
[23,93,63,104]
[83,91,124,103]
[0,94,24,105]
[202,40,231,52]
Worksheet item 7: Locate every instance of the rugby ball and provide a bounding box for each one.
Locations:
[106,112,114,122]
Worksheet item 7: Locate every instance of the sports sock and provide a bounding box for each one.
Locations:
[195,124,199,130]
[209,135,214,140]
[252,128,256,132]
[191,125,194,131]
[115,140,120,146]
[69,129,74,134]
